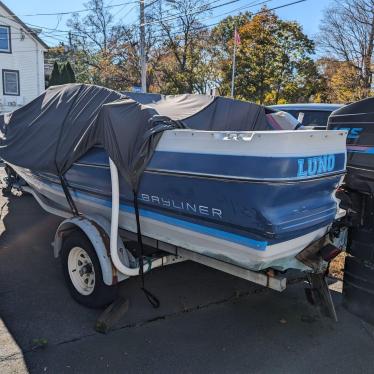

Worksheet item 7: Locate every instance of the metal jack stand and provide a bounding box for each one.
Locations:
[305,273,338,322]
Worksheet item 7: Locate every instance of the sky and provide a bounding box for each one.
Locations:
[4,0,331,46]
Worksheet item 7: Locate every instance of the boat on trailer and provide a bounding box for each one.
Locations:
[0,84,347,313]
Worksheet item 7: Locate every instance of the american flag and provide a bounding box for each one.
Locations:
[234,29,241,45]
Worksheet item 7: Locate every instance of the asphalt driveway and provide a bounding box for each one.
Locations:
[1,181,374,373]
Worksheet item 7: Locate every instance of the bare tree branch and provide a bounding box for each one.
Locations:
[318,0,374,95]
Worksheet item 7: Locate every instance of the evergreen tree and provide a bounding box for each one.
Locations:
[60,63,71,84]
[65,62,76,83]
[59,62,76,84]
[48,61,61,87]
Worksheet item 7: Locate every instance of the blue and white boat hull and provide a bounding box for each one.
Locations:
[11,129,347,272]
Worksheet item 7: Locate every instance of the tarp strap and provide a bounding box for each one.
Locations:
[295,122,303,130]
[51,85,83,216]
[133,189,160,308]
[59,174,79,217]
[54,85,84,217]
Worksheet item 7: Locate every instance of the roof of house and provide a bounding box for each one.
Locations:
[0,1,49,50]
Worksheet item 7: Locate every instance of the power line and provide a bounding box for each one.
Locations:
[0,0,146,36]
[148,0,307,42]
[0,15,75,35]
[3,0,306,47]
[113,2,136,19]
[8,0,307,54]
[147,0,271,39]
[141,0,241,26]
[2,1,142,17]
[1,0,220,40]
[204,0,307,29]
[31,0,229,33]
[47,0,302,45]
[141,0,270,41]
[143,0,227,22]
[41,34,69,43]
[0,0,237,34]
[105,0,305,53]
[199,0,272,25]
[1,0,233,44]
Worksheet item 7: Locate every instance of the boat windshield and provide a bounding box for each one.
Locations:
[285,110,332,128]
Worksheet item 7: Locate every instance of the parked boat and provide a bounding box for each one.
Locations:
[12,129,346,272]
[0,84,347,309]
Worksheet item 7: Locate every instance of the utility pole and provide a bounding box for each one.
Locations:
[140,0,147,93]
[68,31,72,51]
[230,26,237,98]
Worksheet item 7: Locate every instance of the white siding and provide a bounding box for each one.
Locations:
[0,5,46,113]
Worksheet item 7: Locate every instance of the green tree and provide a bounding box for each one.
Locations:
[49,61,61,87]
[65,62,76,83]
[60,63,70,84]
[209,13,252,95]
[59,62,76,84]
[211,8,321,104]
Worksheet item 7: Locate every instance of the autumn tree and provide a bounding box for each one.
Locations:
[66,0,118,87]
[317,58,365,103]
[67,0,136,89]
[212,8,321,104]
[149,0,212,94]
[65,0,164,90]
[209,13,252,95]
[318,0,374,98]
[330,63,365,102]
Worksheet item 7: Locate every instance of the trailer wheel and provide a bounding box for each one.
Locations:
[61,231,118,308]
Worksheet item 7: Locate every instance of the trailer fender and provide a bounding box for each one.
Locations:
[53,217,126,286]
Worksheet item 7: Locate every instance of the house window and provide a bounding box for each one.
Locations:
[0,25,11,53]
[2,70,20,96]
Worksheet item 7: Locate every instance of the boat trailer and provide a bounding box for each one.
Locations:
[7,160,339,332]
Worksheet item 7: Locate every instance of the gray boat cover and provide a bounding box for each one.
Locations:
[0,83,269,189]
[123,91,164,104]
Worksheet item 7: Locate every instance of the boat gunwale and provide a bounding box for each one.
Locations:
[70,161,346,184]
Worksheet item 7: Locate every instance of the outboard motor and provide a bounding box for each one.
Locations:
[328,98,374,324]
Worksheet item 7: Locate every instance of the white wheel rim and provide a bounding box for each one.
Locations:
[68,247,96,296]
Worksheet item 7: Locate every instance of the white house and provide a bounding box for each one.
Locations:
[0,1,48,114]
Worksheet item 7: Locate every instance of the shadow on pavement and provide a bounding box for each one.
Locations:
[1,191,374,373]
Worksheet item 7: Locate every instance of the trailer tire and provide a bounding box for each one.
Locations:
[61,231,118,308]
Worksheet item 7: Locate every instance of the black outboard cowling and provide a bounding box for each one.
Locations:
[328,98,374,324]
[329,98,374,193]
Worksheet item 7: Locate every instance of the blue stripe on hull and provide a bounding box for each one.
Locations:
[147,151,346,180]
[77,147,346,180]
[88,194,267,251]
